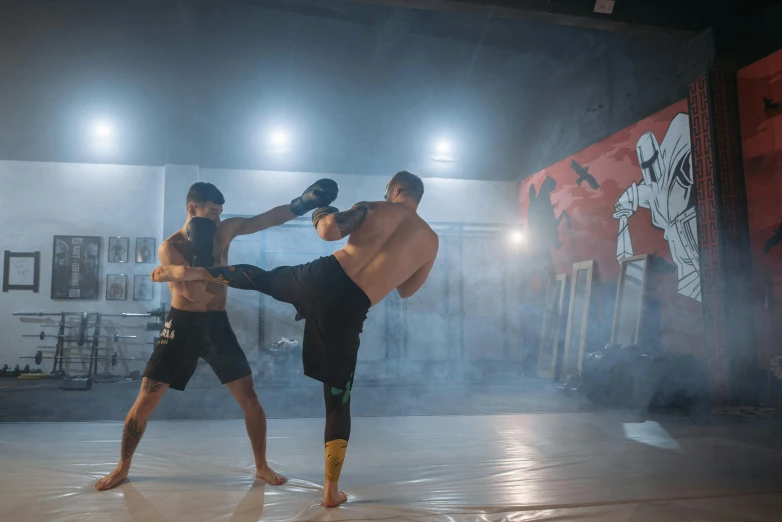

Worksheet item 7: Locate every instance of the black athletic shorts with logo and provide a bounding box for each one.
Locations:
[143,308,252,391]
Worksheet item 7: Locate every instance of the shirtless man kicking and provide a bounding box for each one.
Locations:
[95,179,338,491]
[150,171,439,507]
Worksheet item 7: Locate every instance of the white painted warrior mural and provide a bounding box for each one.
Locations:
[613,113,701,302]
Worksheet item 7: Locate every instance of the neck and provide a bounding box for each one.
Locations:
[392,196,418,210]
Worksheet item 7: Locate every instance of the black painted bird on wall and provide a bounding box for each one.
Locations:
[570,160,600,190]
[764,221,782,254]
[764,97,780,112]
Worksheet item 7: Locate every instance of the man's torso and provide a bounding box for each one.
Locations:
[166,228,232,311]
[333,202,435,306]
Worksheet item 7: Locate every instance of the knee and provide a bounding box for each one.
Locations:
[236,391,263,413]
[131,396,158,418]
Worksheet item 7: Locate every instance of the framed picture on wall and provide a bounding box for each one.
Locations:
[3,251,41,293]
[135,238,156,263]
[51,236,101,300]
[133,275,153,301]
[106,274,127,301]
[108,237,130,263]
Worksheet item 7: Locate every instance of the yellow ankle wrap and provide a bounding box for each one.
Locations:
[324,439,348,480]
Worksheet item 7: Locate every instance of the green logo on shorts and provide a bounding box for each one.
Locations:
[330,372,353,404]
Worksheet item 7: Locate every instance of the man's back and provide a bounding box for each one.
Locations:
[333,201,438,306]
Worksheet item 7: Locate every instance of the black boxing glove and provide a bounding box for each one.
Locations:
[290,179,339,216]
[186,217,216,267]
[312,206,339,229]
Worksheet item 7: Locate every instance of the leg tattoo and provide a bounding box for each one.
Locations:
[121,418,144,460]
[142,378,164,394]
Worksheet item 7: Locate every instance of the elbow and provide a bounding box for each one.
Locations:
[317,218,342,241]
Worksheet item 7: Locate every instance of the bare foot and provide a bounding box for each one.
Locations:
[150,265,197,283]
[95,468,129,491]
[256,465,287,485]
[322,487,348,508]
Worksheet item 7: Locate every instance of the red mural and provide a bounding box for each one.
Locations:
[738,49,782,367]
[519,100,703,354]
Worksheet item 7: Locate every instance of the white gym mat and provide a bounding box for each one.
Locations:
[1,412,782,521]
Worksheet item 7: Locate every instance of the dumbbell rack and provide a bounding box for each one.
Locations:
[14,306,167,390]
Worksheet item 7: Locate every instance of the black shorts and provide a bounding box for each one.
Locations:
[143,308,252,391]
[257,256,371,391]
[298,257,371,391]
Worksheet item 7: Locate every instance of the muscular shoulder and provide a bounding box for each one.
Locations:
[160,234,189,265]
[423,225,439,254]
[351,201,382,211]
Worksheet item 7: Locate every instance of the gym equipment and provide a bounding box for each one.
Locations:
[15,306,165,386]
[20,350,133,366]
[13,312,85,317]
[103,307,167,319]
[23,331,136,342]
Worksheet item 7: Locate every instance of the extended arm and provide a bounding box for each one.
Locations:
[218,179,339,243]
[219,205,296,241]
[314,202,378,241]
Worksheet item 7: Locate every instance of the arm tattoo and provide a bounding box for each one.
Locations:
[142,378,164,394]
[335,202,376,238]
[121,418,144,460]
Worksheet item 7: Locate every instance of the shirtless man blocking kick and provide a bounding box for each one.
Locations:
[151,171,439,507]
[95,179,338,491]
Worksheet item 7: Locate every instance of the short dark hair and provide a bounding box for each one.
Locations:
[388,171,424,203]
[186,182,225,207]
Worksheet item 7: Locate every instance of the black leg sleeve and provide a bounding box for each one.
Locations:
[323,382,351,481]
[324,383,351,443]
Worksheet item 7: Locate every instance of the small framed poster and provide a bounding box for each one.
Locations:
[108,237,130,263]
[3,251,41,292]
[133,274,153,301]
[106,274,127,301]
[135,238,156,263]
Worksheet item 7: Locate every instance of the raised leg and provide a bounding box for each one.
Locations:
[95,378,168,490]
[152,264,307,309]
[225,375,287,485]
[322,383,351,507]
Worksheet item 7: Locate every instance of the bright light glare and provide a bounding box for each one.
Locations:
[436,140,451,154]
[93,122,113,138]
[270,129,288,147]
[510,230,525,244]
[623,422,682,451]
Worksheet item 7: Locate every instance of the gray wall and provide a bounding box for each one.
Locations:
[1,161,520,376]
[0,160,165,374]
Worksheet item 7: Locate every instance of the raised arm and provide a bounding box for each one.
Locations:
[158,243,214,303]
[217,179,339,242]
[313,202,377,241]
[219,205,295,241]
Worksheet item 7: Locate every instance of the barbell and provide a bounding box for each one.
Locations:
[39,324,94,329]
[101,307,167,319]
[14,307,166,319]
[20,350,135,366]
[22,331,136,342]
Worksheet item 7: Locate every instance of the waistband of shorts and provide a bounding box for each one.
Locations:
[324,255,371,309]
[169,307,228,316]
